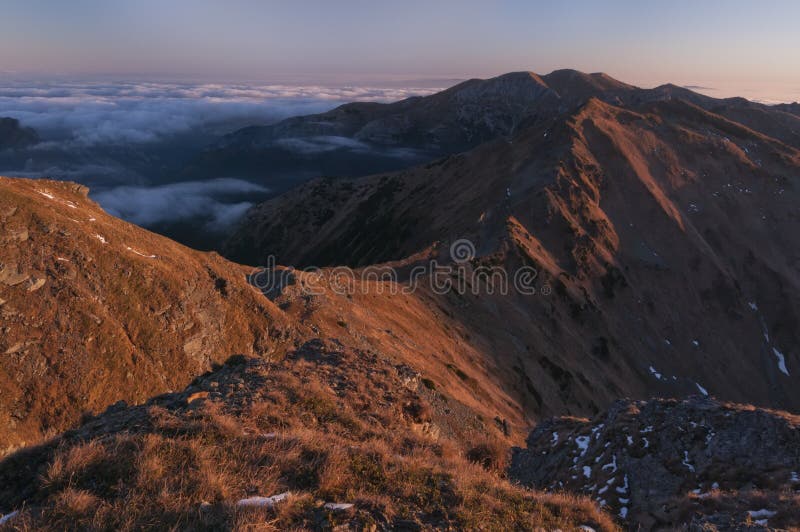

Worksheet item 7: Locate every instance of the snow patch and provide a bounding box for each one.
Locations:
[236,492,291,508]
[0,511,19,525]
[582,466,592,479]
[649,366,663,380]
[601,455,617,473]
[575,435,590,456]
[695,382,709,396]
[616,474,629,494]
[772,348,790,376]
[747,509,776,519]
[682,451,695,472]
[125,246,157,259]
[94,234,107,244]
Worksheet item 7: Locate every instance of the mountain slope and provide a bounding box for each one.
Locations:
[223,96,800,417]
[0,177,294,452]
[0,350,616,531]
[0,177,562,457]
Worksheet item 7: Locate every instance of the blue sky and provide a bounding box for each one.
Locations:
[1,0,798,101]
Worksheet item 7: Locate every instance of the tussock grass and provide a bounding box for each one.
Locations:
[0,354,616,531]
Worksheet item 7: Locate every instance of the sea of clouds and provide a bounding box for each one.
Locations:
[0,80,440,145]
[0,80,441,235]
[92,177,269,233]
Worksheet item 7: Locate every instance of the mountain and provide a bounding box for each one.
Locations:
[183,70,800,199]
[180,70,638,191]
[0,177,618,529]
[0,118,38,150]
[2,70,800,529]
[775,102,800,116]
[0,176,573,457]
[211,70,633,154]
[224,95,800,419]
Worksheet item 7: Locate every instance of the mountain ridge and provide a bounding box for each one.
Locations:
[222,94,800,417]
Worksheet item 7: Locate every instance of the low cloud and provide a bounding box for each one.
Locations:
[273,135,427,159]
[92,178,269,233]
[0,81,442,146]
[0,80,443,235]
[274,135,371,154]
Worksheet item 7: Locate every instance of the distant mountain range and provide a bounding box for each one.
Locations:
[184,69,800,195]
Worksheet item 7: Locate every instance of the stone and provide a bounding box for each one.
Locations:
[324,502,354,512]
[236,492,291,508]
[187,391,209,404]
[27,278,46,292]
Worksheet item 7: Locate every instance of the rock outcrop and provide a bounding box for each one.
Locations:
[510,397,800,529]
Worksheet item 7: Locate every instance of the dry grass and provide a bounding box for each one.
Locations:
[465,437,509,474]
[0,353,616,531]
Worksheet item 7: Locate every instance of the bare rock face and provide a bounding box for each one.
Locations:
[510,397,800,529]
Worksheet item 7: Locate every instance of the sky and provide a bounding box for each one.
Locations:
[0,0,798,101]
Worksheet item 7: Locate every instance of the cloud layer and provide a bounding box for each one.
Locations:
[0,80,443,243]
[0,81,442,145]
[92,178,270,233]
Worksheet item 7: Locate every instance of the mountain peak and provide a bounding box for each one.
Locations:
[541,69,635,97]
